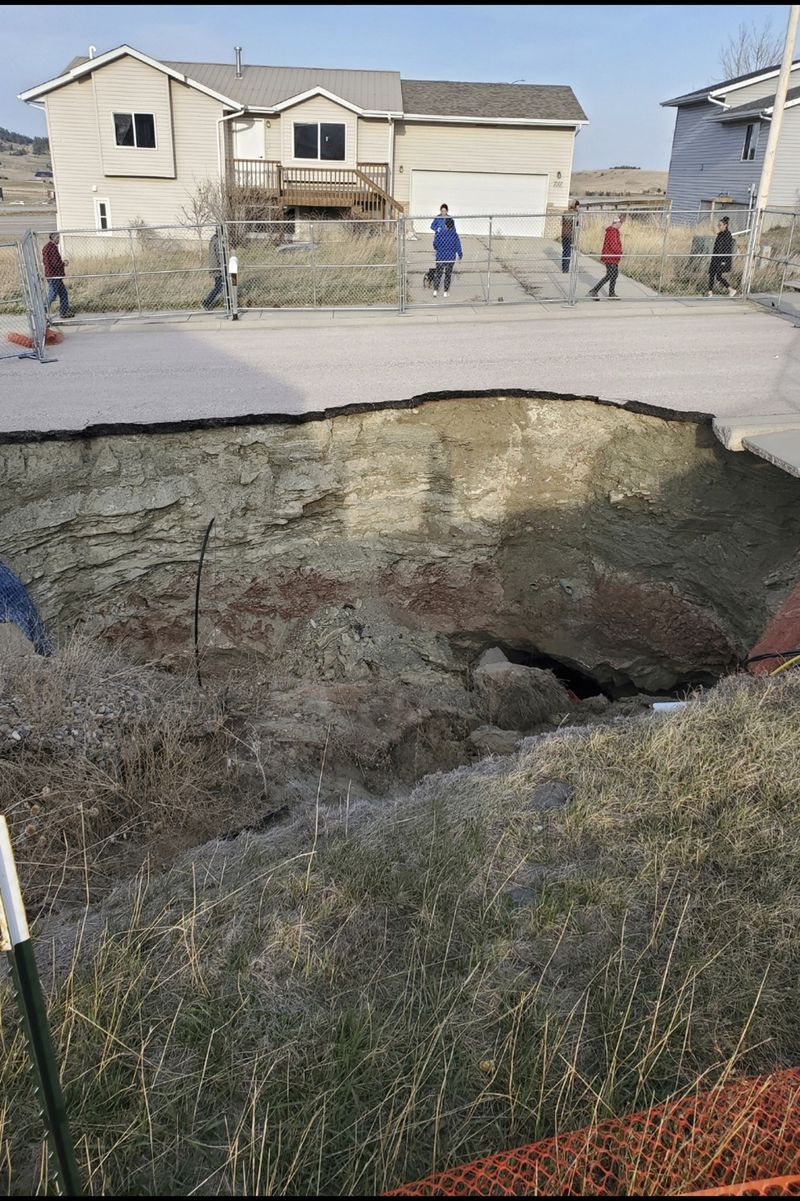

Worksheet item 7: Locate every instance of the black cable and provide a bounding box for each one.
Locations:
[194,518,215,689]
[744,648,800,665]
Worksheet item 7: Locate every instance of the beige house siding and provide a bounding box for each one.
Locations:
[392,121,575,209]
[357,118,392,163]
[280,96,358,166]
[92,56,175,177]
[45,66,224,230]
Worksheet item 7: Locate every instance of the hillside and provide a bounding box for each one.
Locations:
[0,129,53,205]
[571,167,667,199]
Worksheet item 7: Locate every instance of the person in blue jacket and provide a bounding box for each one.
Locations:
[432,217,463,297]
[430,203,450,236]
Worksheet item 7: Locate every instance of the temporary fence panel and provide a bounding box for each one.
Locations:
[0,241,36,359]
[228,216,399,311]
[574,207,752,302]
[405,212,572,307]
[31,224,228,323]
[747,208,800,318]
[387,1067,800,1197]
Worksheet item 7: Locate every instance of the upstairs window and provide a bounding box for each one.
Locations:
[114,113,157,149]
[741,123,758,162]
[293,122,346,161]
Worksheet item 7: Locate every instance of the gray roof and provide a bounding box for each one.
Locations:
[710,83,800,121]
[165,60,404,112]
[61,53,403,111]
[662,59,800,106]
[57,51,585,122]
[401,78,587,122]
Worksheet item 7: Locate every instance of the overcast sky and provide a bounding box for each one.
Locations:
[2,4,798,168]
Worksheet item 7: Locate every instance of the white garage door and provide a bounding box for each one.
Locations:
[410,170,548,236]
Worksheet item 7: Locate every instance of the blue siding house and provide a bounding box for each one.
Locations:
[662,61,800,219]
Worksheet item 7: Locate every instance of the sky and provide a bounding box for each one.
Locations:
[2,4,798,169]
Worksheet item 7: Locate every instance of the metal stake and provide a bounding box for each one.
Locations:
[0,817,82,1196]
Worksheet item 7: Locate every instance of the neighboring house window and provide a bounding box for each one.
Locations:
[741,123,759,162]
[94,198,111,232]
[113,113,157,149]
[293,122,346,161]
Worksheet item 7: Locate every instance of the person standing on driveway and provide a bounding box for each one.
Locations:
[708,216,736,296]
[430,203,450,236]
[433,217,462,297]
[561,200,580,273]
[588,215,625,300]
[42,232,73,319]
[203,230,225,310]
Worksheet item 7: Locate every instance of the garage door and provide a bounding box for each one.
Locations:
[410,170,548,236]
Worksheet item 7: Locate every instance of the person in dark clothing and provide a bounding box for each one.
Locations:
[708,216,736,296]
[561,200,580,273]
[203,231,225,309]
[42,232,73,318]
[588,215,625,299]
[432,217,462,296]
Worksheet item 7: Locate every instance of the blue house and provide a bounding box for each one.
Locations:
[662,60,800,219]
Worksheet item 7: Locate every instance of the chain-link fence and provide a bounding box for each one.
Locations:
[28,224,226,323]
[574,206,752,302]
[228,217,400,310]
[0,241,35,359]
[5,208,800,330]
[404,212,572,305]
[747,208,800,318]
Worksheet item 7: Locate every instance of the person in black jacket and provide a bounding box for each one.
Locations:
[708,216,736,296]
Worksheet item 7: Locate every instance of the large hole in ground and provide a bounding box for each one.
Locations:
[2,391,799,809]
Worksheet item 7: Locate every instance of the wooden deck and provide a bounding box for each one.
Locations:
[227,160,402,216]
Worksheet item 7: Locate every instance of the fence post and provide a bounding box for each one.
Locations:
[219,222,233,319]
[397,216,406,313]
[128,230,143,317]
[310,219,318,309]
[742,208,763,297]
[486,216,493,303]
[568,213,580,305]
[778,212,796,312]
[657,209,670,296]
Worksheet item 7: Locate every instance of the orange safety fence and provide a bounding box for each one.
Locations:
[386,1068,800,1197]
[6,328,64,348]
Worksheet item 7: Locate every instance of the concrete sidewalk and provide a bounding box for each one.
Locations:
[1,304,799,437]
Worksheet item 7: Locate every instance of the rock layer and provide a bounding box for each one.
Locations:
[2,394,799,691]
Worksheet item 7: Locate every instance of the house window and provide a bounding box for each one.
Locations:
[94,198,111,232]
[741,123,758,161]
[293,122,346,161]
[113,112,157,149]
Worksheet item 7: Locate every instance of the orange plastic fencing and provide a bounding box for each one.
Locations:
[6,329,64,348]
[387,1069,800,1197]
[689,1177,800,1196]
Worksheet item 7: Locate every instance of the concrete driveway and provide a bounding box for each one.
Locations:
[404,232,663,307]
[1,304,799,436]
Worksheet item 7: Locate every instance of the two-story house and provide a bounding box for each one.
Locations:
[19,45,588,235]
[662,59,800,218]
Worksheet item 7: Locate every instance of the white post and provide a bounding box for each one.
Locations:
[744,5,800,292]
[754,5,800,214]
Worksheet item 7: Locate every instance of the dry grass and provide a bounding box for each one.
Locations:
[1,654,799,1195]
[0,224,399,314]
[0,636,258,917]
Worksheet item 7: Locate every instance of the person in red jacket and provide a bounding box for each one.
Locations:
[588,215,625,300]
[42,232,73,318]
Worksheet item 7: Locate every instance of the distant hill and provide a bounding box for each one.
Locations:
[0,128,49,155]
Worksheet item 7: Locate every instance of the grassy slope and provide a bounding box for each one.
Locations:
[1,659,799,1195]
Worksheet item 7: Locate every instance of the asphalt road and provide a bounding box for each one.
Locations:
[1,306,799,435]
